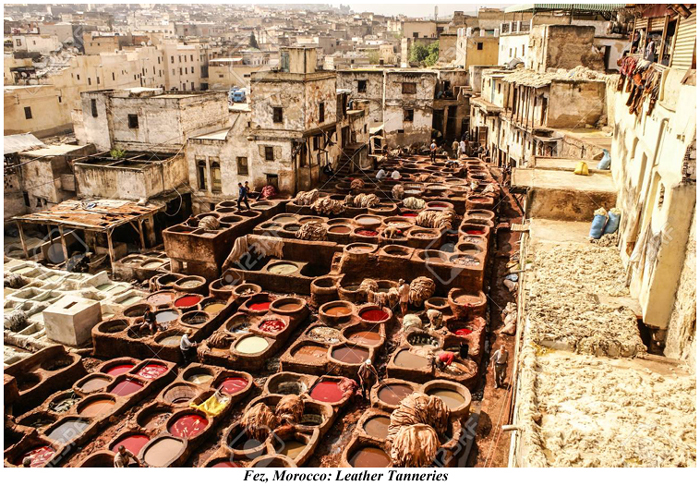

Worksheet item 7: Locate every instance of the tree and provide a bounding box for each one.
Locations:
[249,32,259,49]
[367,50,381,65]
[409,40,439,67]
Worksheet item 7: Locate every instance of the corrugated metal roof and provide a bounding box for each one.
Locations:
[3,133,46,155]
[504,4,625,13]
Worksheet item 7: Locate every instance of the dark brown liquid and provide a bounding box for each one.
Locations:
[331,346,369,364]
[349,446,391,467]
[363,416,390,439]
[377,384,413,405]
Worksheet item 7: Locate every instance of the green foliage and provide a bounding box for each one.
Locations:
[409,40,439,66]
[367,50,381,65]
[249,32,259,49]
[109,148,126,159]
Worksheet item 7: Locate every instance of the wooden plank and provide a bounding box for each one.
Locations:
[16,222,29,259]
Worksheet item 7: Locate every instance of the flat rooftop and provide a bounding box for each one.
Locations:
[22,143,89,157]
[512,167,615,193]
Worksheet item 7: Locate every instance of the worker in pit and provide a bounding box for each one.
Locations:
[491,344,509,389]
[429,139,438,162]
[237,182,251,212]
[357,359,378,400]
[180,330,198,363]
[451,139,459,158]
[391,169,401,180]
[376,167,387,181]
[397,279,410,316]
[437,350,456,371]
[141,308,157,334]
[114,445,141,467]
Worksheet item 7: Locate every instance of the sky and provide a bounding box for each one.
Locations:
[341,2,510,19]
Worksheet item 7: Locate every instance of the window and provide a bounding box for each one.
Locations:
[24,107,32,119]
[237,157,249,175]
[273,107,283,123]
[265,146,274,161]
[178,55,182,62]
[190,55,193,62]
[76,74,80,80]
[191,67,194,74]
[319,102,325,123]
[91,99,98,117]
[210,159,221,193]
[16,39,21,46]
[266,174,279,187]
[191,82,195,90]
[357,80,367,93]
[128,114,139,129]
[96,76,100,84]
[413,32,418,38]
[171,56,174,63]
[402,82,416,94]
[313,136,319,151]
[196,159,207,190]
[477,42,483,50]
[112,72,115,81]
[88,77,92,85]
[58,96,62,103]
[404,109,414,122]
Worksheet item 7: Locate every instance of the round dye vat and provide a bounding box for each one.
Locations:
[259,319,287,333]
[455,294,482,305]
[394,350,430,369]
[111,379,144,396]
[401,212,418,218]
[274,216,297,224]
[329,225,351,234]
[363,416,390,439]
[211,460,243,468]
[136,363,169,380]
[203,303,226,314]
[325,305,351,317]
[356,216,381,225]
[186,373,213,385]
[143,437,183,467]
[356,229,378,237]
[430,202,449,208]
[174,295,202,308]
[279,440,306,460]
[348,330,382,346]
[104,364,134,376]
[465,229,485,235]
[310,380,344,403]
[18,445,55,467]
[377,384,413,406]
[111,434,150,455]
[331,346,369,364]
[47,419,90,444]
[229,433,262,451]
[455,328,473,337]
[249,301,271,311]
[268,263,298,275]
[235,336,269,355]
[147,292,174,306]
[50,396,80,413]
[79,398,115,417]
[292,344,328,359]
[349,446,390,467]
[168,414,209,439]
[276,302,302,311]
[79,376,111,392]
[155,310,179,324]
[158,334,183,346]
[142,411,171,430]
[219,377,248,395]
[360,309,389,322]
[429,388,464,409]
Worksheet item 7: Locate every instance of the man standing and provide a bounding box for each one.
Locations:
[491,344,509,389]
[430,139,438,162]
[397,279,410,315]
[357,359,378,399]
[237,182,251,212]
[114,445,141,467]
[451,139,459,158]
[459,139,467,158]
[180,331,197,363]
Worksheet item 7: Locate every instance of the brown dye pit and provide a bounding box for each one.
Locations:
[349,446,391,467]
[394,350,430,368]
[293,344,328,359]
[279,440,306,459]
[331,346,369,364]
[143,437,183,467]
[47,419,90,444]
[377,384,413,406]
[79,376,111,392]
[363,416,391,439]
[347,330,382,346]
[428,388,464,409]
[79,398,115,417]
[325,305,351,316]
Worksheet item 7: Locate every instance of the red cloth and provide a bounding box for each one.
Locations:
[439,352,455,366]
[260,185,277,199]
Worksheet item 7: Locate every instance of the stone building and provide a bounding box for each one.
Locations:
[3,85,73,138]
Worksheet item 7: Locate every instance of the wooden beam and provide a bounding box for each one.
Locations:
[137,218,146,251]
[16,222,29,259]
[106,228,116,275]
[58,225,69,263]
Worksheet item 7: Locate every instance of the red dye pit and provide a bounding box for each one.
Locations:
[174,295,202,308]
[259,319,287,333]
[310,381,344,403]
[104,364,133,376]
[219,377,248,395]
[466,229,485,235]
[18,445,55,467]
[249,301,271,311]
[401,212,418,218]
[360,309,389,322]
[168,414,209,438]
[455,328,473,336]
[136,364,169,380]
[111,379,144,396]
[111,434,150,455]
[356,229,378,237]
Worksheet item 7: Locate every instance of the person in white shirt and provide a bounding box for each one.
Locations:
[376,168,387,180]
[459,140,467,158]
[180,331,197,363]
[391,170,401,180]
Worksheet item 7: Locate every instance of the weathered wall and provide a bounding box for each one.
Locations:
[547,80,606,128]
[383,71,436,147]
[4,85,73,138]
[664,210,696,367]
[609,70,696,331]
[337,70,384,123]
[499,33,529,66]
[527,24,604,72]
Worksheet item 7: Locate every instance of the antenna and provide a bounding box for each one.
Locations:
[434,6,438,21]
